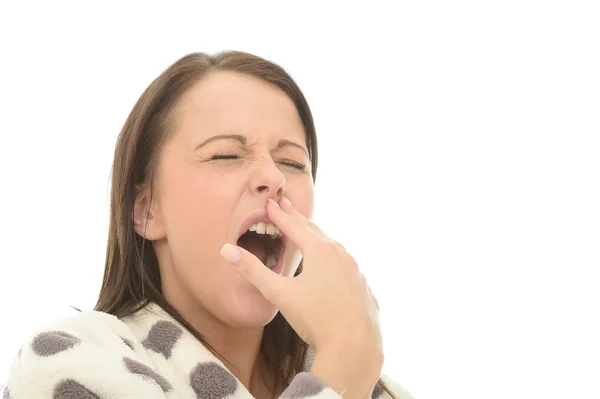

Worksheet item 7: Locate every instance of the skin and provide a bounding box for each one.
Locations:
[133,70,314,395]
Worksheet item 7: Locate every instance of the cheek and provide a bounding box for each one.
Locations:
[160,168,236,242]
[289,181,315,220]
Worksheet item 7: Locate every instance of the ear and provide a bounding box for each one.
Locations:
[133,189,166,241]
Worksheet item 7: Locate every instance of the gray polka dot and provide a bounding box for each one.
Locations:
[32,331,80,357]
[190,361,238,399]
[372,383,384,399]
[3,386,10,399]
[53,379,99,399]
[280,372,326,398]
[123,356,172,392]
[120,336,135,351]
[142,321,182,359]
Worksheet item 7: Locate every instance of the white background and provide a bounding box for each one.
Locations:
[1,1,599,398]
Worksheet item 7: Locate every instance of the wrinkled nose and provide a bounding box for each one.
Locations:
[249,159,285,199]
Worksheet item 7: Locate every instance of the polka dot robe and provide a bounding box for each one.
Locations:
[2,303,413,399]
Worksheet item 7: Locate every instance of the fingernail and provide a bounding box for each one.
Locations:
[221,243,241,265]
[268,198,280,208]
[281,196,292,207]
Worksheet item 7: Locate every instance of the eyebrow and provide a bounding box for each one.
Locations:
[276,139,309,158]
[195,134,309,157]
[195,134,246,150]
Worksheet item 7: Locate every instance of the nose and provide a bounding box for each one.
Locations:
[249,157,285,199]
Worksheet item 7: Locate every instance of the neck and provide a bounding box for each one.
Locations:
[162,290,272,396]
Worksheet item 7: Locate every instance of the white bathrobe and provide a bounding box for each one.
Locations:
[2,303,413,399]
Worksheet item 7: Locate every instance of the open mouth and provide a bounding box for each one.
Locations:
[236,222,285,271]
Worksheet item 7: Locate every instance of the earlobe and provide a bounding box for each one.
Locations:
[133,192,165,240]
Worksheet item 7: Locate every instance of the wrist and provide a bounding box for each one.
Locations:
[310,346,382,399]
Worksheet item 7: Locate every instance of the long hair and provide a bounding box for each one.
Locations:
[94,50,394,398]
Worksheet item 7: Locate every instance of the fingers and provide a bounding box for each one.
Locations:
[220,243,287,303]
[372,295,380,312]
[278,197,325,236]
[266,199,317,251]
[365,281,380,312]
[277,196,299,215]
[268,197,354,274]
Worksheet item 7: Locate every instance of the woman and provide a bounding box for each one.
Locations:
[3,51,413,399]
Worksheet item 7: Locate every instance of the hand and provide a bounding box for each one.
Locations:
[220,197,383,375]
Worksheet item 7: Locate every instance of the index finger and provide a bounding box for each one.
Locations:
[278,196,326,237]
[267,199,317,253]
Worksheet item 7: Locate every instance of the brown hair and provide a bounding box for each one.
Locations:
[94,50,394,398]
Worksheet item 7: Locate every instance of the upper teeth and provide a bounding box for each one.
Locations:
[248,222,282,238]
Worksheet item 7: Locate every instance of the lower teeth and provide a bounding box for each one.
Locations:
[265,255,277,269]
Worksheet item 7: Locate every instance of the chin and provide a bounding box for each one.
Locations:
[221,280,280,329]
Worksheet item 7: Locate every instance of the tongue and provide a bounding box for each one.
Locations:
[237,236,268,265]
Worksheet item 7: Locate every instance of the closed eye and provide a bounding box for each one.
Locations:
[210,154,239,160]
[279,160,307,171]
[210,154,306,171]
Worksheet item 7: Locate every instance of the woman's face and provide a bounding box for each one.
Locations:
[145,71,314,328]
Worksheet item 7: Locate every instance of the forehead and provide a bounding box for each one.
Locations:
[173,70,305,144]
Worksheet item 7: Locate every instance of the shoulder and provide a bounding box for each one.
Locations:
[3,310,170,398]
[12,309,138,361]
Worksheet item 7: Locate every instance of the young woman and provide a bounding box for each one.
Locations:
[3,51,413,399]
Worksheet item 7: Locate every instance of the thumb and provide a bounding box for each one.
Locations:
[220,243,287,303]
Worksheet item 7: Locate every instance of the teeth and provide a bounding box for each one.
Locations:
[265,254,277,269]
[247,222,282,238]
